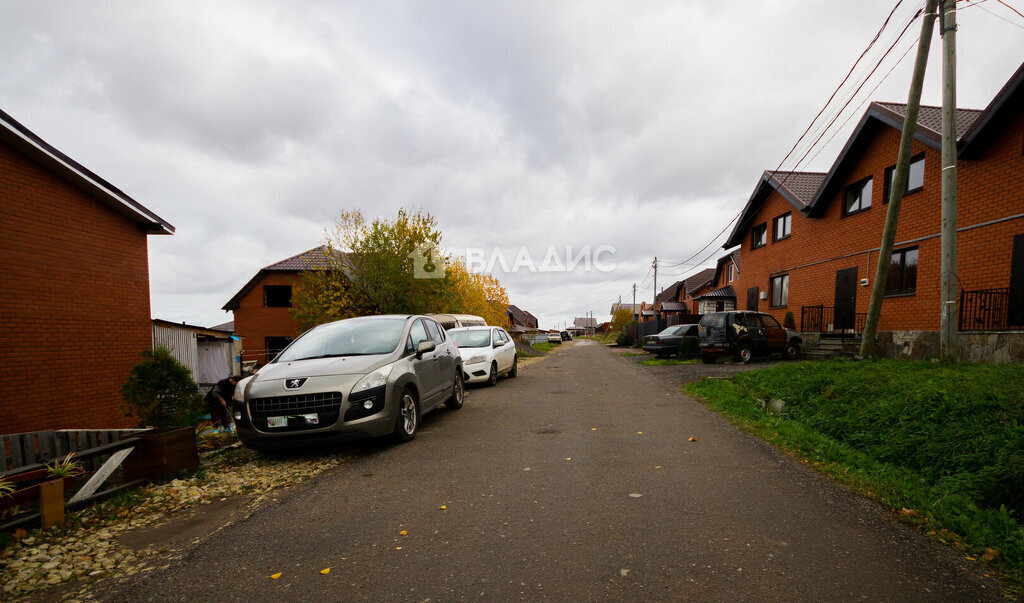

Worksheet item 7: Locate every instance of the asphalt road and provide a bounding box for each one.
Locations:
[91,340,998,601]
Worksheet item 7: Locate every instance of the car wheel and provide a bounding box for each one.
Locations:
[700,353,716,365]
[487,361,498,387]
[735,344,753,364]
[785,341,801,360]
[508,355,518,378]
[392,389,420,443]
[445,373,464,410]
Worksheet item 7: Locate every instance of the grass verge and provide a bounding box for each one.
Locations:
[529,342,559,354]
[684,358,1024,590]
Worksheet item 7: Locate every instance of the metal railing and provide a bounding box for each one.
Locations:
[800,305,866,341]
[959,287,1024,331]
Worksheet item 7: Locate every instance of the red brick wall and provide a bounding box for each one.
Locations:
[231,272,305,364]
[0,142,153,433]
[733,109,1024,332]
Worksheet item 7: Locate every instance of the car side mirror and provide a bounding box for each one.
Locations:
[416,340,436,359]
[493,341,502,348]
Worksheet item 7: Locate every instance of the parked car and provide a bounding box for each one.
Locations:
[427,313,487,330]
[546,332,562,344]
[697,311,802,364]
[449,326,518,386]
[642,324,698,357]
[560,330,571,341]
[231,315,463,451]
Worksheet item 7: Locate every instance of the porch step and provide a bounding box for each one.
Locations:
[803,338,860,359]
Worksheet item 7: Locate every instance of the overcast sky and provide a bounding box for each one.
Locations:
[3,1,1023,330]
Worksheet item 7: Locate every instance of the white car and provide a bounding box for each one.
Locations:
[449,326,518,386]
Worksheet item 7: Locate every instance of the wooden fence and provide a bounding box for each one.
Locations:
[1,429,147,473]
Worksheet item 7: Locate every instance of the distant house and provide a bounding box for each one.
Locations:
[680,268,716,314]
[506,304,540,333]
[692,251,741,314]
[573,317,597,330]
[609,302,642,323]
[222,246,338,364]
[0,109,174,433]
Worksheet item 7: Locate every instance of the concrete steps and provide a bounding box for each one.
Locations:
[803,336,860,360]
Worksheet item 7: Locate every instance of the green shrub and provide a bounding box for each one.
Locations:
[616,331,633,347]
[121,348,204,427]
[783,311,796,329]
[678,338,698,357]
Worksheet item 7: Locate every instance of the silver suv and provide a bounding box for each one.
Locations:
[232,315,464,451]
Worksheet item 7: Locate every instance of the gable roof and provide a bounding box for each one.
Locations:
[959,59,1024,158]
[712,249,741,285]
[610,302,642,315]
[222,246,345,311]
[0,108,174,235]
[804,101,984,218]
[724,170,827,248]
[573,317,597,328]
[657,279,686,303]
[507,304,530,326]
[694,285,736,301]
[682,268,716,297]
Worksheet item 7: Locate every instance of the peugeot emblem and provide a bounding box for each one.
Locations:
[284,378,308,390]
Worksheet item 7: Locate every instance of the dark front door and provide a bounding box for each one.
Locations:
[747,286,759,311]
[834,267,858,331]
[1010,234,1024,327]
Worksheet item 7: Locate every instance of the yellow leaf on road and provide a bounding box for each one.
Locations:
[440,505,447,510]
[320,568,331,575]
[636,431,643,435]
[400,530,407,536]
[270,573,282,580]
[564,457,572,461]
[688,436,697,442]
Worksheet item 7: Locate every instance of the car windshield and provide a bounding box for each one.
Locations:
[700,314,726,328]
[450,330,491,348]
[276,318,406,362]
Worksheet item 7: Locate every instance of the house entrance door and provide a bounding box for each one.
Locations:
[1010,234,1024,327]
[834,267,858,331]
[747,286,759,311]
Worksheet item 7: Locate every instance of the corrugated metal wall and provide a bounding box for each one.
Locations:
[152,323,199,378]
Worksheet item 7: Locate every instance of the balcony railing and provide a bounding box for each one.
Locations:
[800,305,866,338]
[959,287,1024,332]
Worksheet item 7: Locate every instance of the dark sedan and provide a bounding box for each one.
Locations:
[642,324,698,357]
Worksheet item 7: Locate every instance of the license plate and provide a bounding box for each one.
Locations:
[267,416,288,428]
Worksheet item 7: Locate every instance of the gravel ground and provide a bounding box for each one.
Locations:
[611,346,777,389]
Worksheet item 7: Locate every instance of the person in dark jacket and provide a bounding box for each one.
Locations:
[205,375,241,429]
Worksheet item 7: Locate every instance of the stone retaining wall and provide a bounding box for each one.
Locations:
[875,330,1024,363]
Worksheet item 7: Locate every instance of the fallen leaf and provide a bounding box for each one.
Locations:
[591,428,597,431]
[965,556,977,561]
[439,505,447,510]
[688,436,697,442]
[900,508,917,517]
[655,465,662,469]
[320,568,331,575]
[636,431,643,435]
[400,530,407,536]
[270,573,282,580]
[12,529,27,541]
[564,457,572,461]
[982,548,1000,562]
[396,546,403,550]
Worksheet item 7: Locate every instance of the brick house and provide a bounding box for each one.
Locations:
[222,246,337,365]
[679,268,716,314]
[721,60,1024,349]
[692,252,743,315]
[506,304,539,333]
[0,109,174,433]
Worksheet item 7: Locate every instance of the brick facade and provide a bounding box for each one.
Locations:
[0,129,170,433]
[726,94,1024,333]
[230,271,306,365]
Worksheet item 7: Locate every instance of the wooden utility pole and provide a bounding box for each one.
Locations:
[939,0,959,359]
[652,257,658,314]
[632,284,637,323]
[861,0,938,358]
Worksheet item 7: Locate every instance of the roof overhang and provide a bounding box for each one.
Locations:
[959,60,1024,158]
[0,109,174,235]
[724,171,821,248]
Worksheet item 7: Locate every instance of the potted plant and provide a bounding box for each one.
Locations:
[39,454,85,528]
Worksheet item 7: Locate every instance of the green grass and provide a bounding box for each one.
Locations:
[639,357,700,366]
[619,352,649,357]
[685,359,1024,585]
[530,342,558,354]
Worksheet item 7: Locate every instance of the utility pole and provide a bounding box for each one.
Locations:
[652,257,658,314]
[939,0,959,359]
[861,0,938,358]
[632,283,637,323]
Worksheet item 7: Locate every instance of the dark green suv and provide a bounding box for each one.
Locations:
[697,311,802,364]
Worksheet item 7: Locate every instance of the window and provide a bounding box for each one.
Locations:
[265,336,293,361]
[884,155,925,201]
[885,247,918,295]
[263,285,292,308]
[770,274,789,307]
[751,223,768,249]
[773,213,791,241]
[760,314,781,328]
[425,320,446,344]
[843,177,873,216]
[727,264,735,283]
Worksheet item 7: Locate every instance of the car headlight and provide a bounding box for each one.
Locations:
[352,362,395,394]
[233,376,254,402]
[467,354,486,364]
